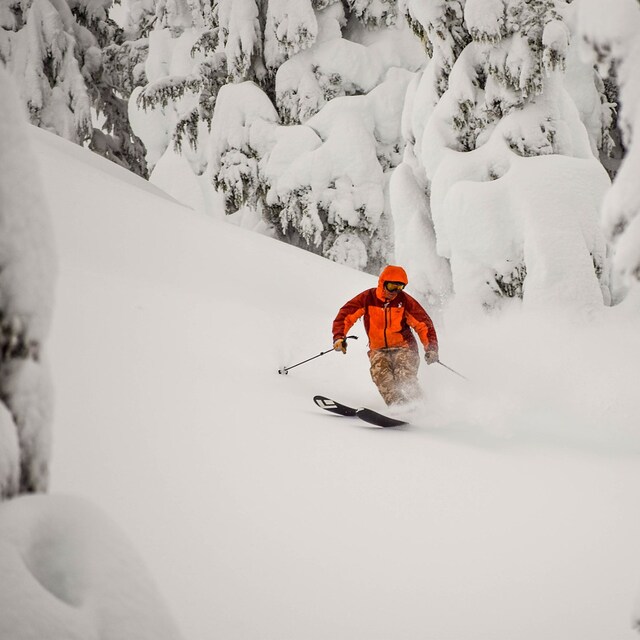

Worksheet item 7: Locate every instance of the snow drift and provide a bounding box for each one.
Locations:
[0,494,183,640]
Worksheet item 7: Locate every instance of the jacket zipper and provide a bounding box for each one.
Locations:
[384,302,389,348]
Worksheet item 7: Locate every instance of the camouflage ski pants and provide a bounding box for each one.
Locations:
[369,347,422,406]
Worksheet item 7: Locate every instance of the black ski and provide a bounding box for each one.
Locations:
[355,407,407,428]
[313,396,407,427]
[313,395,357,416]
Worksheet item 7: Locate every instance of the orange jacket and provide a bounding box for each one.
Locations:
[332,265,438,353]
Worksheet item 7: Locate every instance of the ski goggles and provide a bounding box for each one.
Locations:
[384,281,406,292]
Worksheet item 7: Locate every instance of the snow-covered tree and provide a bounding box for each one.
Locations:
[387,0,472,304]
[0,65,56,499]
[0,0,93,142]
[400,0,470,99]
[129,0,621,298]
[78,0,151,177]
[134,0,224,168]
[576,0,640,301]
[392,0,615,311]
[131,0,425,273]
[0,0,148,177]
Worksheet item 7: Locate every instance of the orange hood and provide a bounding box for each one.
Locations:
[377,265,408,300]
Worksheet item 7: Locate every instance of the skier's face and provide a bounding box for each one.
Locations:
[384,281,404,299]
[384,288,399,300]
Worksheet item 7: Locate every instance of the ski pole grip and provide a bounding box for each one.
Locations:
[341,335,358,352]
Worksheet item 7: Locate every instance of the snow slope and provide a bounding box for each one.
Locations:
[36,129,640,639]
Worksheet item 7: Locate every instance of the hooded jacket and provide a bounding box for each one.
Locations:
[332,265,438,353]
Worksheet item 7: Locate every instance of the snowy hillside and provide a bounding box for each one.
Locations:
[30,128,640,639]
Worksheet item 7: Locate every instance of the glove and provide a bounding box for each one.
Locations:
[424,348,439,365]
[333,338,347,354]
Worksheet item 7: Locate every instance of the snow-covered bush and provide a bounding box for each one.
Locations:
[0,0,148,176]
[0,66,56,498]
[392,0,615,312]
[576,0,640,301]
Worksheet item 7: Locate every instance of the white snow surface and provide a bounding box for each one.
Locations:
[12,128,640,639]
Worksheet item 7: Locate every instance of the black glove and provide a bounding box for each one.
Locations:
[424,348,439,365]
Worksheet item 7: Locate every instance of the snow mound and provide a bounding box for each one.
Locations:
[0,494,183,640]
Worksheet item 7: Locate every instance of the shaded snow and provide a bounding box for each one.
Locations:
[0,494,183,640]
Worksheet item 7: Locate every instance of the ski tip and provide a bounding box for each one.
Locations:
[313,395,357,417]
[313,395,329,407]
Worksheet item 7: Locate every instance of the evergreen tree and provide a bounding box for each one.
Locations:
[0,66,56,499]
[400,0,470,98]
[133,0,425,273]
[345,0,397,28]
[0,0,93,143]
[392,0,615,310]
[0,0,149,177]
[76,0,150,177]
[576,0,640,300]
[462,0,611,304]
[135,0,226,159]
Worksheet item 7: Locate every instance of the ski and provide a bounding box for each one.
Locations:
[313,396,407,427]
[355,407,407,428]
[313,395,357,416]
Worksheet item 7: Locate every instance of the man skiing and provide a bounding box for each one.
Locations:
[332,265,438,407]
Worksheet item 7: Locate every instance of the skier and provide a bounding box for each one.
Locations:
[332,265,438,407]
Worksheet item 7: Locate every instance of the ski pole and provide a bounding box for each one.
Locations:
[278,335,358,375]
[437,360,468,381]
